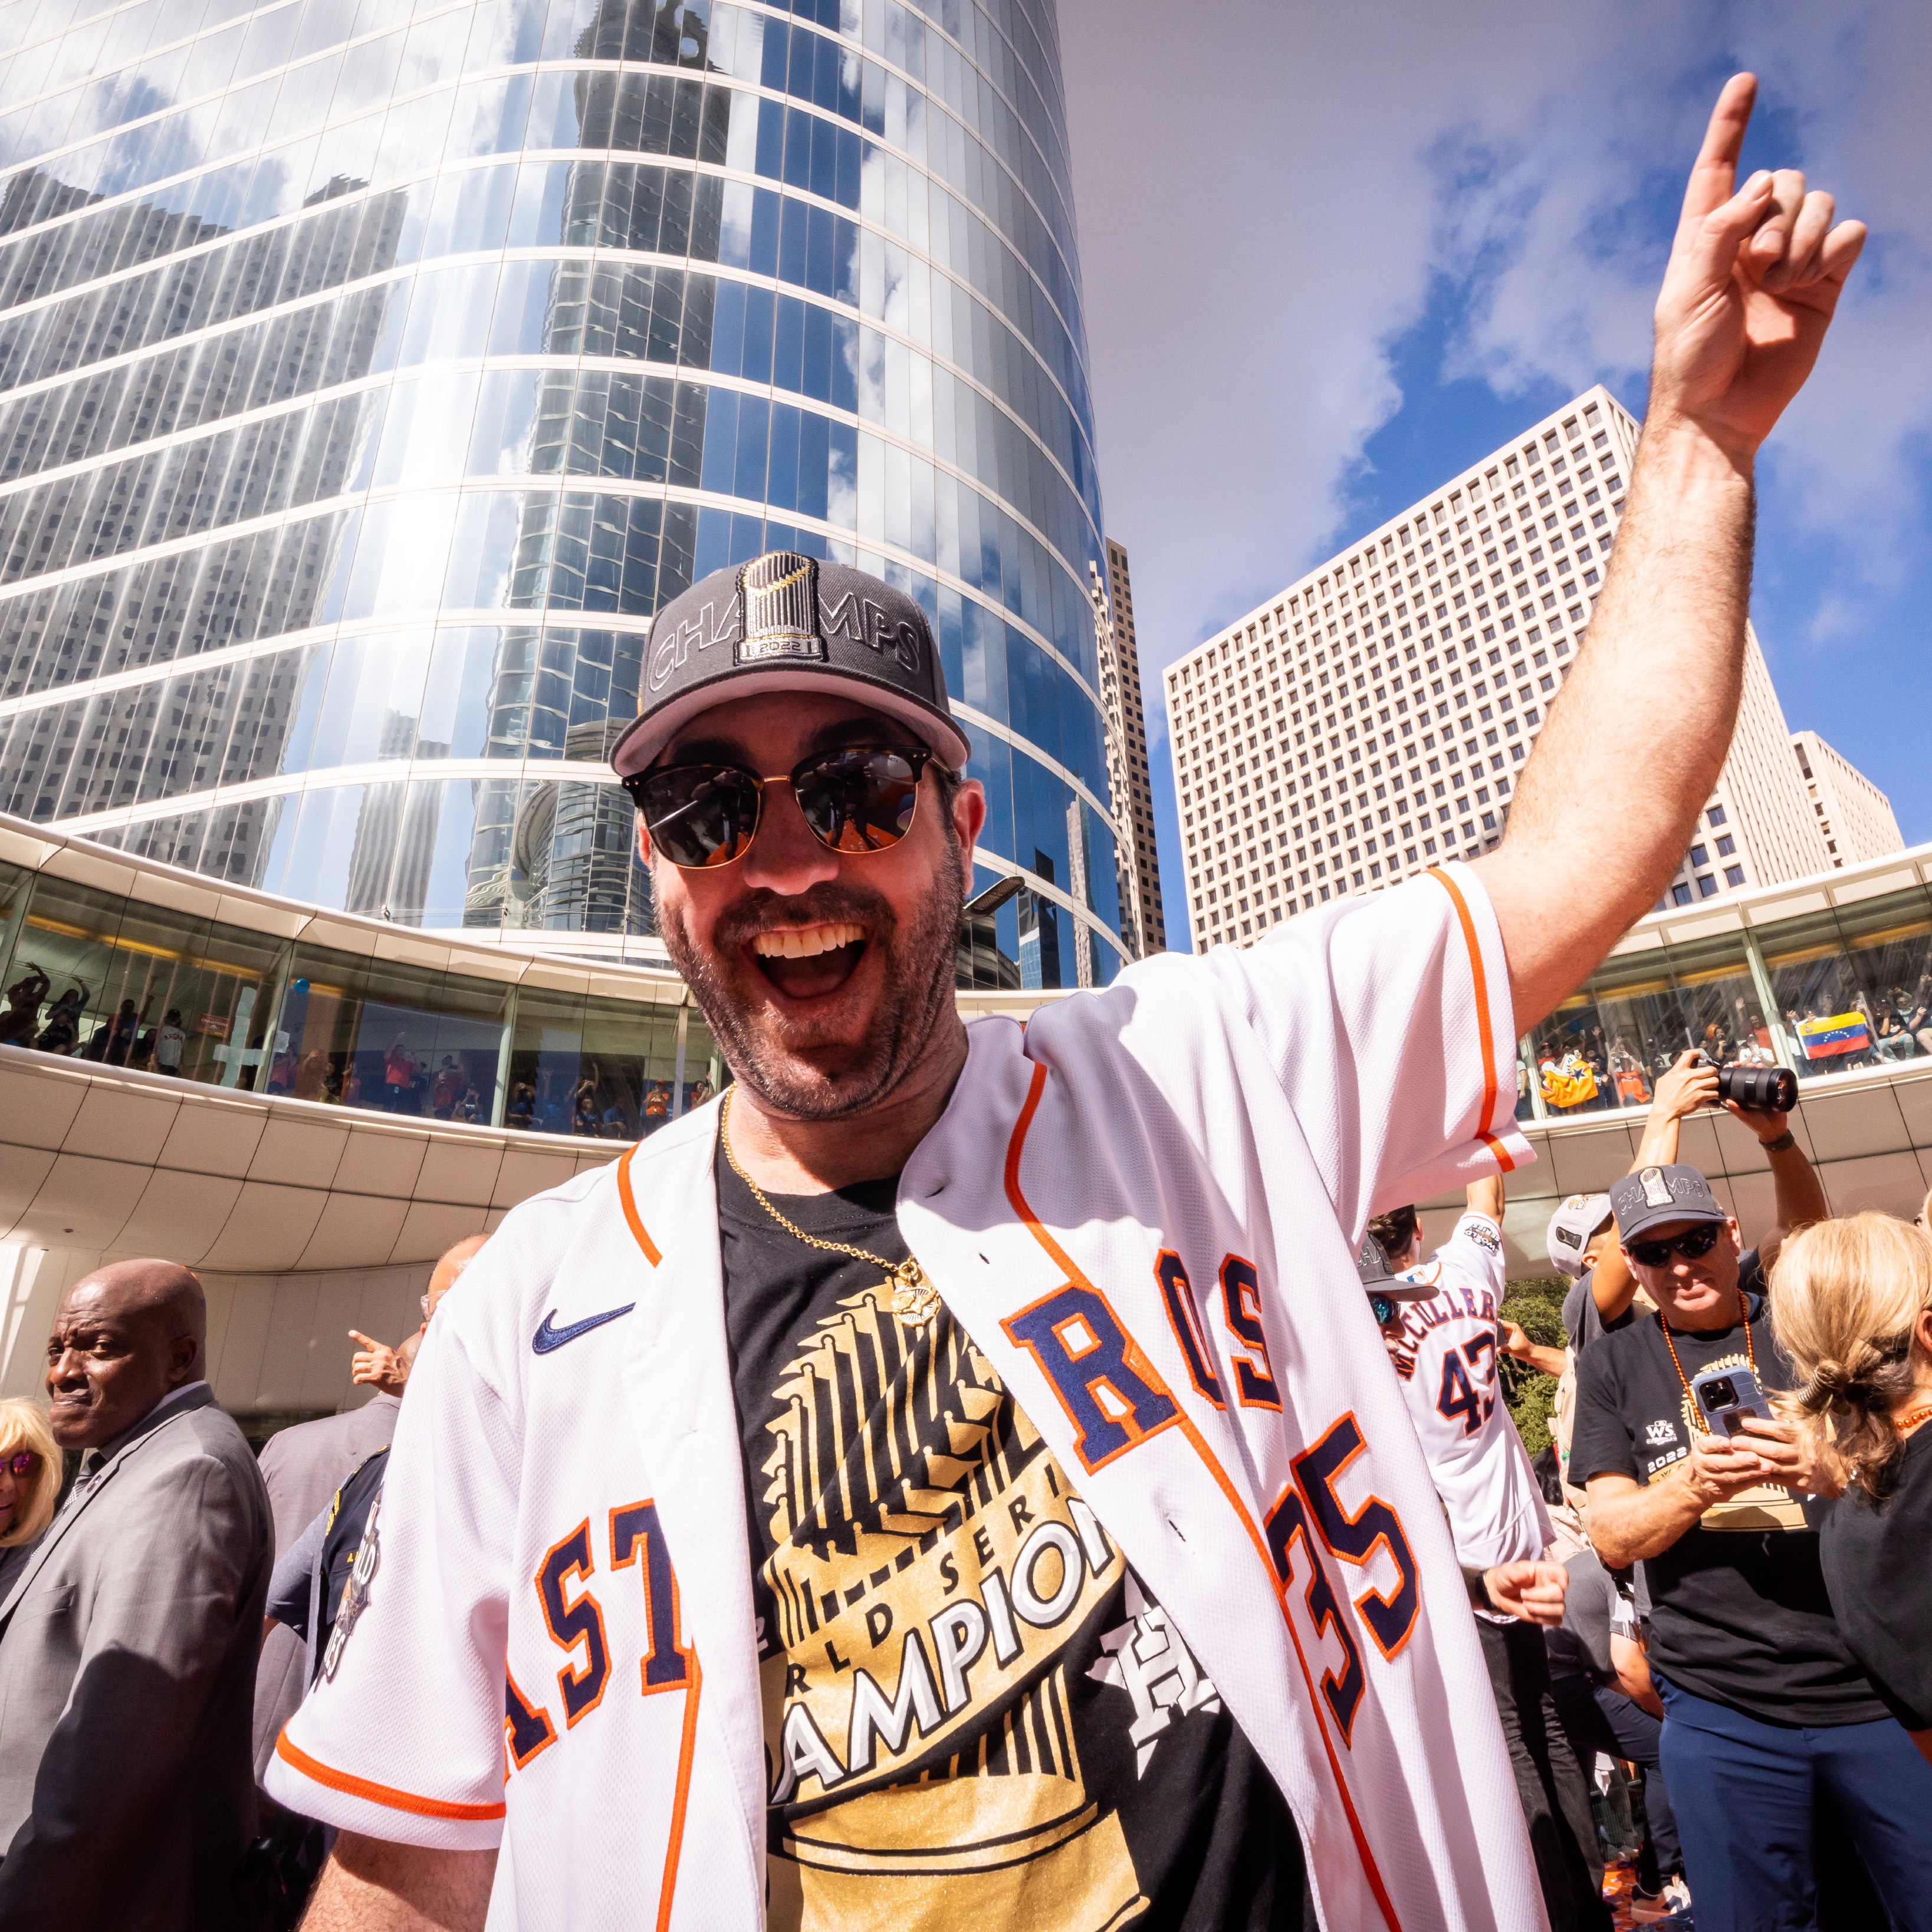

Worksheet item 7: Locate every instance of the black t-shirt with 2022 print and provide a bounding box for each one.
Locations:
[1569,1291,1886,1728]
[715,1146,1307,1931]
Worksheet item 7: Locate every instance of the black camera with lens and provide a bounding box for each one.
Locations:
[1698,1056,1798,1114]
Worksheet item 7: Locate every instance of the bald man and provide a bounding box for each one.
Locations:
[0,1260,271,1931]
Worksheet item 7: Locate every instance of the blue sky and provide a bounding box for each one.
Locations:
[1060,2,1931,952]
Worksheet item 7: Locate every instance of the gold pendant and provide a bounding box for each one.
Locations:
[888,1259,941,1323]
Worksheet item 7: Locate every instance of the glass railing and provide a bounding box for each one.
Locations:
[1517,873,1932,1121]
[6,816,1926,1141]
[0,856,721,1141]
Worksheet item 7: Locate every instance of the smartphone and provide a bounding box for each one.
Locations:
[1690,1365,1775,1438]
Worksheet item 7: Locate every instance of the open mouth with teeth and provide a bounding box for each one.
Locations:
[747,919,870,1000]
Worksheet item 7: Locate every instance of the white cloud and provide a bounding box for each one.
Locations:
[1062,0,1930,695]
[1062,0,1931,941]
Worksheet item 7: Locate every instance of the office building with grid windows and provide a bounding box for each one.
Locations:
[1164,386,1872,951]
[1792,729,1903,872]
[1089,534,1161,954]
[0,0,1126,987]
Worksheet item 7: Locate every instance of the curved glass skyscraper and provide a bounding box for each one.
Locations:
[0,0,1118,984]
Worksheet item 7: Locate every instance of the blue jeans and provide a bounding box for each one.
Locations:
[1657,1675,1932,1931]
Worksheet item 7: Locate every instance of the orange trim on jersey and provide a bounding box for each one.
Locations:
[655,1651,704,1932]
[1001,1059,1403,1932]
[1426,867,1506,1152]
[275,1731,506,1821]
[618,1144,664,1266]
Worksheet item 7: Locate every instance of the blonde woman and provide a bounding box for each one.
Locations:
[0,1398,60,1600]
[1773,1213,1932,1767]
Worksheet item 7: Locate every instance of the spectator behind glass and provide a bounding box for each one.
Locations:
[1772,1213,1932,1766]
[0,962,48,1046]
[1572,1167,1932,1932]
[33,984,87,1054]
[152,1006,186,1075]
[0,1397,60,1602]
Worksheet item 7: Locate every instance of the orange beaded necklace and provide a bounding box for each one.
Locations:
[1660,1283,1758,1433]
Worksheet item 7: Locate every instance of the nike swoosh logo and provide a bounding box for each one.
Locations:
[532,1304,636,1354]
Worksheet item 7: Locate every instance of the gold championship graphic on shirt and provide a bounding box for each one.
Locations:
[1681,1352,1806,1532]
[754,1284,1214,1931]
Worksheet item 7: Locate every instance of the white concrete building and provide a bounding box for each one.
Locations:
[1163,387,1869,949]
[1792,730,1904,870]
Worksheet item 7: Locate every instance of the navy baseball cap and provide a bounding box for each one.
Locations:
[1609,1165,1726,1245]
[609,551,972,779]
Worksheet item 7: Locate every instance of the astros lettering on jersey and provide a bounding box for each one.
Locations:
[1389,1214,1553,1579]
[268,864,1549,1931]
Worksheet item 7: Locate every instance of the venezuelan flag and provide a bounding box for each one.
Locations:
[1796,1012,1871,1059]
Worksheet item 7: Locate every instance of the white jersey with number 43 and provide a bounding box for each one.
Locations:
[1392,1214,1552,1577]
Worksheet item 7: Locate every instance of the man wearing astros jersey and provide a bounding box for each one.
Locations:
[1368,1188,1605,1932]
[271,77,1865,1932]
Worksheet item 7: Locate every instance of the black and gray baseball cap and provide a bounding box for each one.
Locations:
[1356,1234,1432,1303]
[609,551,972,779]
[1609,1165,1726,1244]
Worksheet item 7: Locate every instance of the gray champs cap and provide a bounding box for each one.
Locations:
[1609,1165,1726,1245]
[1356,1234,1432,1303]
[609,551,972,779]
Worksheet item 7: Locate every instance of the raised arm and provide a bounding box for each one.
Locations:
[1588,1050,1718,1323]
[1465,1174,1504,1226]
[1477,75,1865,1035]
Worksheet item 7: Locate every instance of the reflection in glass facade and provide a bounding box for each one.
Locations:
[1518,874,1932,1122]
[0,847,726,1133]
[0,0,1121,985]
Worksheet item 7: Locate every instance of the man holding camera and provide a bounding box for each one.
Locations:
[1543,1052,1825,1518]
[1571,1166,1932,1931]
[1554,1050,1826,1352]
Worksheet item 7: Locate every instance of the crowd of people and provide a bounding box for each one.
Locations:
[6,1059,1930,1930]
[0,963,718,1141]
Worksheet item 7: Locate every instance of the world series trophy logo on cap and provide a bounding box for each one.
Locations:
[737,551,824,665]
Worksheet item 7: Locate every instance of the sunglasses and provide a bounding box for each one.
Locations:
[623,747,932,871]
[1369,1295,1399,1326]
[1625,1222,1724,1269]
[4,1451,37,1477]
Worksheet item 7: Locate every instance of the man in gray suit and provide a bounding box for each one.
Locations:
[0,1259,271,1930]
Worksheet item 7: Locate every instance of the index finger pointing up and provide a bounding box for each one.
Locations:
[347,1329,379,1351]
[1674,73,1759,239]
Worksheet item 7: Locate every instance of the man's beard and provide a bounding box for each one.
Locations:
[656,833,965,1122]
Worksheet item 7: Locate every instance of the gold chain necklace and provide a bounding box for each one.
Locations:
[718,1089,941,1323]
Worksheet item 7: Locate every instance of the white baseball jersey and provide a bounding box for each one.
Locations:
[1391,1215,1553,1578]
[267,863,1547,1931]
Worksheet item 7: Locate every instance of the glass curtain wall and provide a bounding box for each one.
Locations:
[0,0,1121,986]
[1516,881,1932,1122]
[0,855,721,1132]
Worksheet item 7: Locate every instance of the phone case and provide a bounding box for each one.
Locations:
[1690,1364,1773,1438]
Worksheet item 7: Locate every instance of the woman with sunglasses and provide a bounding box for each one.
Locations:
[0,1398,60,1602]
[1570,1166,1932,1932]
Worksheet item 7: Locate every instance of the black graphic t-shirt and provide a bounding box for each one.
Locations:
[718,1151,1306,1931]
[1569,1292,1886,1728]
